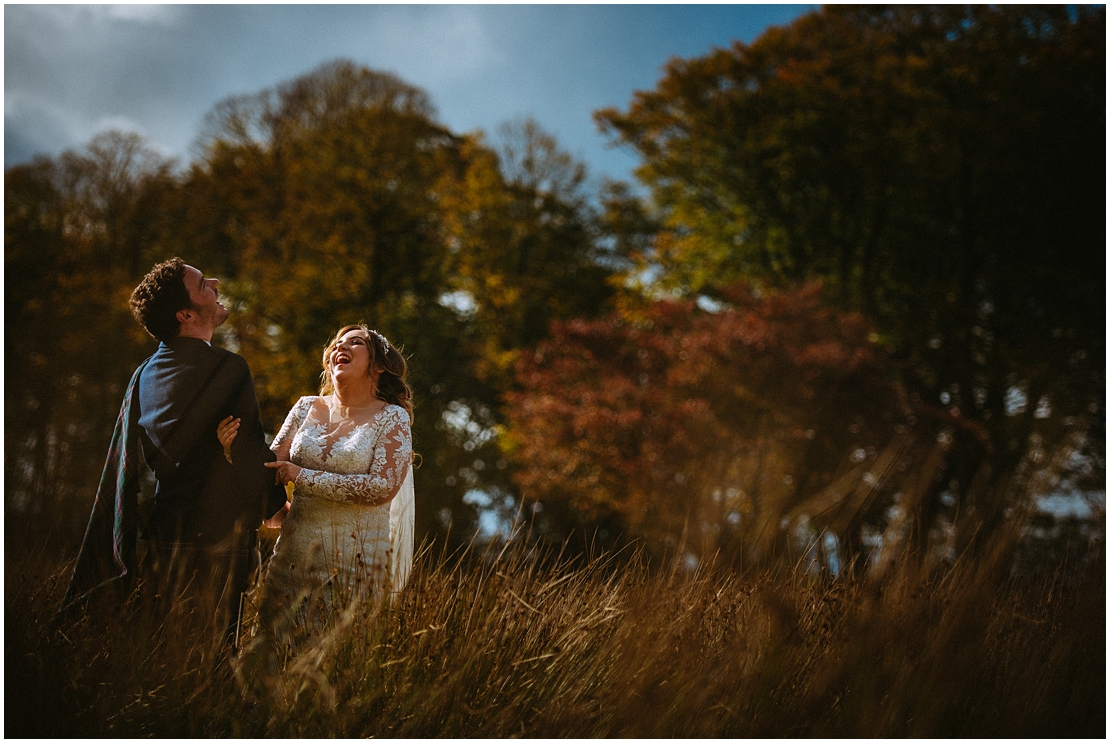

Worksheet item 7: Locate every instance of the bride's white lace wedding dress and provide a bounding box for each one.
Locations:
[252,395,413,651]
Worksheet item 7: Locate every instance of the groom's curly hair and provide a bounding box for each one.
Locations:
[319,324,414,422]
[130,257,191,342]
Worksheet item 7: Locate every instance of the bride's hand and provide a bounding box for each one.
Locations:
[266,459,302,485]
[217,416,240,464]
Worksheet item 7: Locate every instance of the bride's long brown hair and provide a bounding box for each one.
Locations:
[318,324,413,422]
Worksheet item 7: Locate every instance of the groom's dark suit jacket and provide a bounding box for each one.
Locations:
[138,337,286,546]
[61,337,287,611]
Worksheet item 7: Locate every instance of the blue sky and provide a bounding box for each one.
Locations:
[5,4,813,189]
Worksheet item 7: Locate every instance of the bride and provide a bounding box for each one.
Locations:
[220,324,414,665]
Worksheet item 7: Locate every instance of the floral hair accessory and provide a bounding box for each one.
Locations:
[371,330,390,355]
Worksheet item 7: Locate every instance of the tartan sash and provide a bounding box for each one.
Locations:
[60,358,150,610]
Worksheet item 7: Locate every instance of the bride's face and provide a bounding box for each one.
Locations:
[329,330,376,384]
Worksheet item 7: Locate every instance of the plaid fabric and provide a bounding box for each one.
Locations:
[61,357,151,610]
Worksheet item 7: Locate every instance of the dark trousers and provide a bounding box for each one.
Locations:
[140,532,259,651]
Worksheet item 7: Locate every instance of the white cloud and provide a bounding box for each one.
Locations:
[91,114,148,138]
[101,4,184,26]
[16,4,182,31]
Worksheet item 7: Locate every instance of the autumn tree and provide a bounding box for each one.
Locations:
[5,132,177,542]
[161,62,618,545]
[505,282,911,565]
[4,60,620,553]
[157,61,479,542]
[596,5,1105,554]
[434,119,616,385]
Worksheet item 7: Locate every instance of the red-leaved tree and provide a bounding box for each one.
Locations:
[504,282,907,566]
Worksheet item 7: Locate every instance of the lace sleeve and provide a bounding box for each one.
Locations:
[271,397,312,461]
[294,406,412,507]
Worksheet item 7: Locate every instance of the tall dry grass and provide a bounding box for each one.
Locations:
[7,531,1103,737]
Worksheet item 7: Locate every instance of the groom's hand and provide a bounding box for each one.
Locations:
[262,500,291,529]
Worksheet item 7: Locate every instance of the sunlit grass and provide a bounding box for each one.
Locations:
[7,531,1103,737]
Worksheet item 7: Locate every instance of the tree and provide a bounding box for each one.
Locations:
[4,61,620,555]
[162,63,618,547]
[596,5,1105,554]
[504,282,905,566]
[5,132,177,542]
[437,118,616,386]
[159,61,486,543]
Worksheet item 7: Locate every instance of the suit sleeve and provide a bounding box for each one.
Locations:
[140,351,254,480]
[221,354,287,519]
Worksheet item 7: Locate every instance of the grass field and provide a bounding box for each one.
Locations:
[6,532,1104,737]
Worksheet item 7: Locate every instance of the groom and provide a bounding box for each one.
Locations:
[63,257,286,647]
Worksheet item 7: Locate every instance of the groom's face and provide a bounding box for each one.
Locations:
[183,265,229,331]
